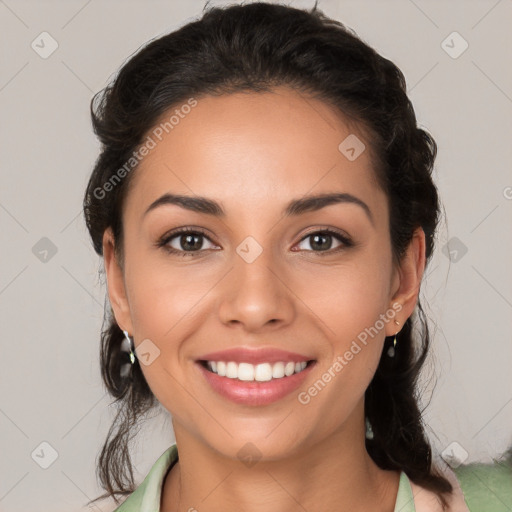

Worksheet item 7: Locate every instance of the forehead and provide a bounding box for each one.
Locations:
[124,87,385,221]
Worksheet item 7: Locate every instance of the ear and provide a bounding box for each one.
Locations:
[386,227,426,336]
[102,228,134,334]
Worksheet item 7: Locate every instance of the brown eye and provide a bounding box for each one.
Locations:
[295,229,353,254]
[158,228,219,257]
[174,232,205,251]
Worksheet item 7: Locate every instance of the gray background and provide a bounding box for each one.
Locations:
[1,0,511,510]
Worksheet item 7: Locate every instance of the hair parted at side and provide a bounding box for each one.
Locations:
[84,1,451,507]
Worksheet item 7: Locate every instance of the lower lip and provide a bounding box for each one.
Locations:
[196,361,316,406]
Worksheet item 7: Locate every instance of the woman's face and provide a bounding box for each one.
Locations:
[104,86,421,461]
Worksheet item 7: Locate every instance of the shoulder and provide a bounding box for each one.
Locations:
[113,444,179,512]
[453,460,512,511]
[406,460,512,512]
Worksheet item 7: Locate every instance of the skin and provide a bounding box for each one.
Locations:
[103,86,426,512]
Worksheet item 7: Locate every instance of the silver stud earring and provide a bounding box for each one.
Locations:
[387,320,400,358]
[122,330,136,364]
[365,416,374,440]
[120,330,136,378]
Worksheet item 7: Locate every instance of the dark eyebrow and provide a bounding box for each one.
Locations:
[143,192,374,225]
[285,193,373,225]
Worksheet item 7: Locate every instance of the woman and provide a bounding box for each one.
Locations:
[83,2,511,511]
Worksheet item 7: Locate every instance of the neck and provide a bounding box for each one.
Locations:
[161,418,400,512]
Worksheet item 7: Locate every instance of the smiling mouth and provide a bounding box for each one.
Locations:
[198,359,316,382]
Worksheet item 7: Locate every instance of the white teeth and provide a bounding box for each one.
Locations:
[226,361,238,378]
[272,362,285,378]
[238,363,255,381]
[285,362,295,376]
[254,363,272,381]
[217,361,226,376]
[204,360,309,381]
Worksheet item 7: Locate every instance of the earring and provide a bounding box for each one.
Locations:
[122,330,136,364]
[387,319,400,358]
[365,416,374,440]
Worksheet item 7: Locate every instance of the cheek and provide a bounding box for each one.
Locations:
[294,253,393,409]
[294,262,392,428]
[123,253,222,415]
[297,255,393,344]
[125,251,215,339]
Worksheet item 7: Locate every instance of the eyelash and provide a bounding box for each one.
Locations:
[156,226,354,258]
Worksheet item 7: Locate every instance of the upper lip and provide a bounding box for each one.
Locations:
[197,347,314,365]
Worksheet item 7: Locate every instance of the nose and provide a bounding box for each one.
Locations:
[217,245,295,332]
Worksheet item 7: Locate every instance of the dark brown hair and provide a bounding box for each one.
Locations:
[84,1,453,507]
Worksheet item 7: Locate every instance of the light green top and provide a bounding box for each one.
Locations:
[112,444,512,511]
